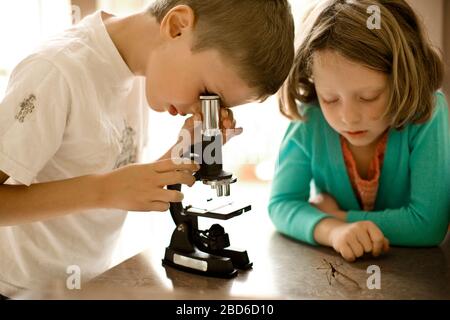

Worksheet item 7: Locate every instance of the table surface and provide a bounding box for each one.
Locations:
[78,184,450,300]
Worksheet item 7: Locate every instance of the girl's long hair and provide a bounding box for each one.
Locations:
[280,0,444,129]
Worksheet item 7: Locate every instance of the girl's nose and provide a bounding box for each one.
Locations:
[340,101,362,126]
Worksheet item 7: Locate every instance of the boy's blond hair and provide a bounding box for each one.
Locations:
[281,0,444,128]
[148,0,295,101]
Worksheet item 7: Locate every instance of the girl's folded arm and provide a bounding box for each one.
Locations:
[268,122,331,245]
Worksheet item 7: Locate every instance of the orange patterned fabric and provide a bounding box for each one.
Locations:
[341,133,389,211]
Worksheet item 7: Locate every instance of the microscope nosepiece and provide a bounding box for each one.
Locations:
[216,186,224,197]
[215,183,231,197]
[223,184,231,197]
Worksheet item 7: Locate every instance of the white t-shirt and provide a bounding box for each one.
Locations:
[0,11,149,296]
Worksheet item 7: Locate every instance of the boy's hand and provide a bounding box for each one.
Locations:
[177,113,202,146]
[220,108,243,144]
[176,108,243,146]
[328,221,390,262]
[163,108,243,160]
[99,159,200,212]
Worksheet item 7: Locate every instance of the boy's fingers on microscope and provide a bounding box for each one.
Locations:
[153,159,200,173]
[221,110,236,129]
[153,189,184,203]
[221,108,232,119]
[158,171,196,187]
[223,117,236,129]
[223,127,243,143]
[148,201,170,212]
[222,118,234,128]
[163,190,184,203]
[230,127,243,135]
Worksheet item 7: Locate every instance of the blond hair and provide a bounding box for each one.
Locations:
[148,0,295,100]
[281,0,444,128]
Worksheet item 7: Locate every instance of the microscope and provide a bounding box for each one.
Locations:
[162,95,253,278]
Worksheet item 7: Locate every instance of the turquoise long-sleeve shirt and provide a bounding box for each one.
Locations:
[268,92,450,247]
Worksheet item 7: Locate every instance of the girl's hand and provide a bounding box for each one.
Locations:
[328,221,390,262]
[310,193,347,220]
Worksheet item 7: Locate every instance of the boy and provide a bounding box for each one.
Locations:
[0,0,294,297]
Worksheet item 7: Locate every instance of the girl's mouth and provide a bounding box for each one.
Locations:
[345,130,368,137]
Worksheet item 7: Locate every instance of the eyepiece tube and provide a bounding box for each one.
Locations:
[200,95,221,137]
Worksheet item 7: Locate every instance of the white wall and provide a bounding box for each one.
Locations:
[407,0,444,49]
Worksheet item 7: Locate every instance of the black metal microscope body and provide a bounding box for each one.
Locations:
[162,95,252,278]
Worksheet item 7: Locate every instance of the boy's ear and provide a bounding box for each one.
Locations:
[160,5,195,39]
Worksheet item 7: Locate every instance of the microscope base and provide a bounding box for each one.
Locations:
[201,247,253,270]
[162,247,238,278]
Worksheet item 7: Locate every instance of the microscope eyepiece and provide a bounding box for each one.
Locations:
[200,95,221,137]
[198,95,235,197]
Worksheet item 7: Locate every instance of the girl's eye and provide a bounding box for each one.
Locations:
[360,95,379,102]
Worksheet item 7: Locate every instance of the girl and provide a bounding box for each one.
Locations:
[269,0,449,262]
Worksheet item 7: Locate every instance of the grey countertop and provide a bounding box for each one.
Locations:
[80,195,450,300]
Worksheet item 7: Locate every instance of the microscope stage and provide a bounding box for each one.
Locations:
[184,197,251,220]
